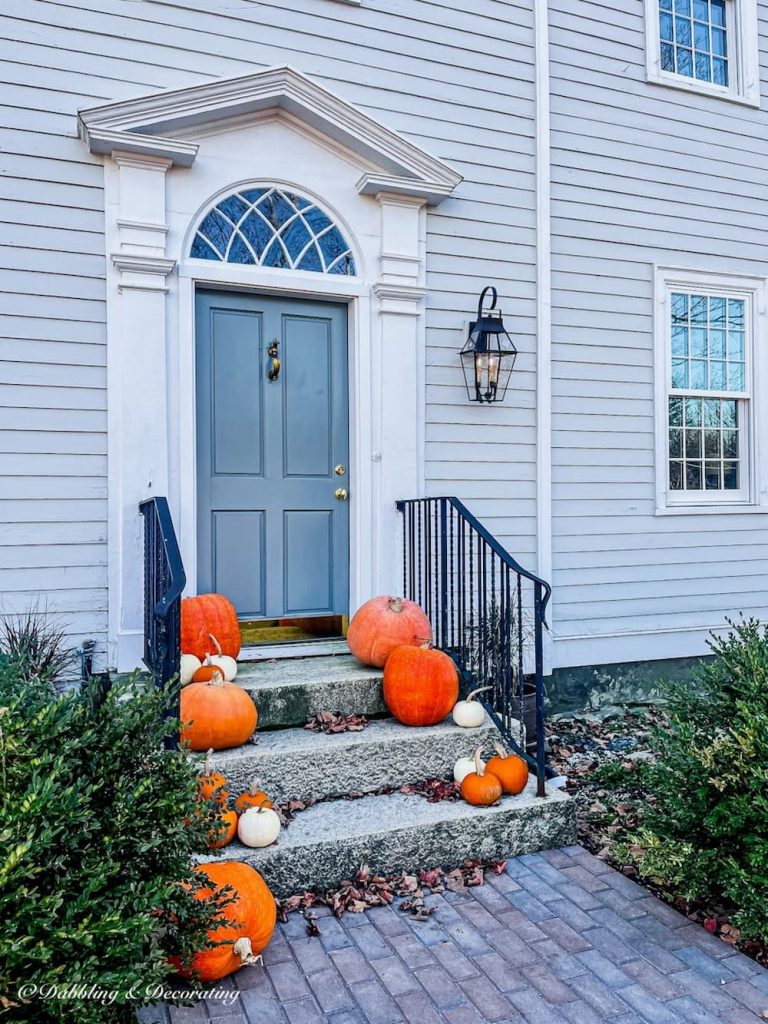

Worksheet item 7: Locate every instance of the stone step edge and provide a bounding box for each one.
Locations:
[206,713,507,803]
[198,785,574,898]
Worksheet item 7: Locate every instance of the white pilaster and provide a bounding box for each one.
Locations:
[373,194,427,595]
[106,153,176,670]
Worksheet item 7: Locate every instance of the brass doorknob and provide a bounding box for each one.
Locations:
[335,488,348,501]
[335,464,347,476]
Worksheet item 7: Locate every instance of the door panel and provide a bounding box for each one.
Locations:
[212,510,265,615]
[283,510,333,614]
[283,315,332,477]
[196,289,349,621]
[211,311,264,477]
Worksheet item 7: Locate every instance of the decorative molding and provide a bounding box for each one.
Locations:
[373,282,426,316]
[87,127,198,166]
[78,65,462,204]
[358,173,454,205]
[111,253,176,291]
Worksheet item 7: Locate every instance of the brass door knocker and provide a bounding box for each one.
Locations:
[267,339,281,381]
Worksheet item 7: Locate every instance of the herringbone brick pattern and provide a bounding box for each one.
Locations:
[141,847,768,1024]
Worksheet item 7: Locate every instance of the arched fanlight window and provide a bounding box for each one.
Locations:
[190,186,356,276]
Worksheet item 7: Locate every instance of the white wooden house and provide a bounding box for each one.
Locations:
[3,0,768,691]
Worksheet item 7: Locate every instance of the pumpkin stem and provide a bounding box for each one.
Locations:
[233,937,263,967]
[248,777,263,796]
[473,746,485,777]
[466,686,493,703]
[493,742,508,759]
[203,748,214,775]
[208,633,223,657]
[388,596,404,613]
[208,670,226,688]
[256,797,271,813]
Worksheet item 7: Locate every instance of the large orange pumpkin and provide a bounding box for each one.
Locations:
[181,594,242,661]
[174,862,276,982]
[347,596,432,668]
[382,643,458,726]
[181,672,258,751]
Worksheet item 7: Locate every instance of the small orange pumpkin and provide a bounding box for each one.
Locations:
[181,671,258,751]
[235,778,273,814]
[208,808,238,849]
[181,594,242,662]
[382,643,459,726]
[347,596,432,668]
[486,743,529,795]
[173,862,276,982]
[198,749,229,806]
[192,657,223,683]
[460,747,503,806]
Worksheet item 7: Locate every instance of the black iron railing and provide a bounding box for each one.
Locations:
[139,497,186,748]
[396,497,552,797]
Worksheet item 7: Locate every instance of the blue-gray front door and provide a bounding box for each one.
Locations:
[196,289,349,619]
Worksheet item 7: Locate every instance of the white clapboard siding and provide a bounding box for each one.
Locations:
[0,0,539,666]
[550,0,768,660]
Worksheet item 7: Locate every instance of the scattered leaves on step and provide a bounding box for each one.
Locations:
[273,798,315,828]
[304,711,369,733]
[275,858,511,931]
[399,778,461,802]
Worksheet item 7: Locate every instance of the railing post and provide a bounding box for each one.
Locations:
[439,499,448,650]
[534,580,547,798]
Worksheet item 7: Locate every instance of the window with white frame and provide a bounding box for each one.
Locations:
[645,0,760,106]
[655,269,767,511]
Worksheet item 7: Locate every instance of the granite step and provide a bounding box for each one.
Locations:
[201,781,575,898]
[209,712,506,803]
[234,654,386,728]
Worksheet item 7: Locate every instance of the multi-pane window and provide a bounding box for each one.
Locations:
[647,0,759,106]
[666,290,748,498]
[659,0,728,86]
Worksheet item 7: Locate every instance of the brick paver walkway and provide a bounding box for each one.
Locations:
[149,846,768,1024]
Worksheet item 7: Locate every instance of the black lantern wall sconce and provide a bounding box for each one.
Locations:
[460,285,517,403]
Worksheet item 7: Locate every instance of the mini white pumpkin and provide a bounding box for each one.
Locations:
[237,801,281,848]
[453,755,476,785]
[452,687,492,728]
[205,633,238,681]
[180,653,202,686]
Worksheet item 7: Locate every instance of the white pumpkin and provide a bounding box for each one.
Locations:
[205,633,238,681]
[453,755,476,785]
[237,803,281,848]
[452,686,492,728]
[180,653,202,686]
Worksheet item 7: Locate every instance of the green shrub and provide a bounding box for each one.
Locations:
[0,661,225,1023]
[632,617,768,941]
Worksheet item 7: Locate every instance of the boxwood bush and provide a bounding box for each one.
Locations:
[632,617,768,942]
[0,659,224,1023]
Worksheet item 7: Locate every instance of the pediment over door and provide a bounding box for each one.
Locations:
[78,64,462,205]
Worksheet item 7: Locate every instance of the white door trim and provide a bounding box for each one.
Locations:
[177,264,372,623]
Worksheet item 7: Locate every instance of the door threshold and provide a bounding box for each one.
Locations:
[239,638,349,662]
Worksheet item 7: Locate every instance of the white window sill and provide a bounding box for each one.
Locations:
[646,70,761,109]
[655,503,768,516]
